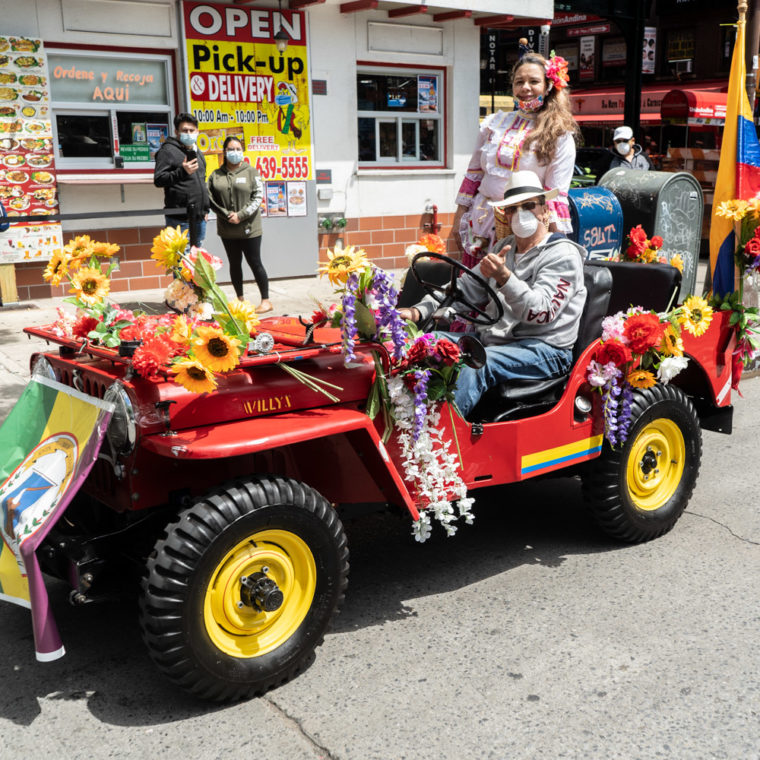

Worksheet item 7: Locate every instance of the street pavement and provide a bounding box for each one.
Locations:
[0,266,759,759]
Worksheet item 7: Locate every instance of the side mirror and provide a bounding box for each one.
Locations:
[457,335,486,369]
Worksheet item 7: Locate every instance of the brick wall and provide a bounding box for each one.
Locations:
[14,224,172,303]
[317,211,460,269]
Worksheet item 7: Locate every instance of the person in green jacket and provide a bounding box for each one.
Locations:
[208,136,271,313]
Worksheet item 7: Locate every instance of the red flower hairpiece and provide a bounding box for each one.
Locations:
[545,54,569,90]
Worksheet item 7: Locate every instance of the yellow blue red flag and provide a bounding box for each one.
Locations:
[0,375,113,661]
[710,11,760,296]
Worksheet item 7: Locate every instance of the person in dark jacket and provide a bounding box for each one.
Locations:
[207,136,271,313]
[153,113,210,246]
[609,125,651,171]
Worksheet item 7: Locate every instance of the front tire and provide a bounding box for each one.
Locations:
[582,384,701,543]
[139,475,349,702]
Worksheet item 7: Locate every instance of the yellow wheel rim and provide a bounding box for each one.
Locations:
[203,529,316,659]
[626,418,685,512]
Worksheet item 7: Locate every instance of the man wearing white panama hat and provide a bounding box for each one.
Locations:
[400,170,587,417]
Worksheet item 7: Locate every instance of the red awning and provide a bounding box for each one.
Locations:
[660,89,727,125]
[570,82,727,125]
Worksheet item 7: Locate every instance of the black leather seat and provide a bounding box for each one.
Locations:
[470,264,613,422]
[586,259,681,315]
[396,259,452,308]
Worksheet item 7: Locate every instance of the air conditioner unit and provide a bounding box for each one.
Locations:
[671,59,693,74]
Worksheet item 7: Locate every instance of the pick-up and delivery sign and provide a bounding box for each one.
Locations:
[181,1,312,182]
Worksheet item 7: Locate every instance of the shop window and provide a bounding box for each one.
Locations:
[357,67,443,166]
[48,49,173,169]
[666,28,695,78]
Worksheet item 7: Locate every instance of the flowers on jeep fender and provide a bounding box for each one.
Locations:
[587,306,693,447]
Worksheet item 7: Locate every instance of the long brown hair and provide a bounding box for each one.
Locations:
[512,53,578,165]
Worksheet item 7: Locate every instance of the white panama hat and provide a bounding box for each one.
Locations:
[488,170,559,209]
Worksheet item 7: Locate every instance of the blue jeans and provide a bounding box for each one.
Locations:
[165,216,206,248]
[439,333,573,417]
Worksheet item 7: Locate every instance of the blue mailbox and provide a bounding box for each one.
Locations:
[568,187,624,260]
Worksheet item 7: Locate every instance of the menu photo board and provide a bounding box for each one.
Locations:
[0,35,62,264]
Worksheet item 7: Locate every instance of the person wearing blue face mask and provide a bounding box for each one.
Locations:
[153,113,210,247]
[207,136,270,312]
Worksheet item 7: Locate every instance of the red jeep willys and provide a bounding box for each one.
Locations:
[8,252,735,701]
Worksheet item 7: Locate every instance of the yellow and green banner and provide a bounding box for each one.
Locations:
[0,375,113,661]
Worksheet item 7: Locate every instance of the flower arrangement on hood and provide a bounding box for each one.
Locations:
[587,297,713,446]
[620,225,684,273]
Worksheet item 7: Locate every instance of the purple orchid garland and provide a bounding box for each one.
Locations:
[340,272,359,365]
[370,268,407,361]
[412,368,431,442]
[601,376,635,447]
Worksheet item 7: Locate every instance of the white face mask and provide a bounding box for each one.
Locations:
[510,207,540,238]
[226,150,244,164]
[616,141,631,156]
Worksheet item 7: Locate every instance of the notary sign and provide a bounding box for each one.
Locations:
[181,1,312,181]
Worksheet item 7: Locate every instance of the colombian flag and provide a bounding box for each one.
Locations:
[0,376,113,661]
[710,12,760,296]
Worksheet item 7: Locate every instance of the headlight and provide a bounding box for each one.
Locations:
[31,354,58,381]
[104,381,136,455]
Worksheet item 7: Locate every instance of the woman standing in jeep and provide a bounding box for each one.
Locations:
[207,136,271,313]
[153,113,210,247]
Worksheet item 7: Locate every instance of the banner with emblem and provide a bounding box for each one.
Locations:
[0,375,113,661]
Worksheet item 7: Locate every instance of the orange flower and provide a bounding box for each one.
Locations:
[418,234,445,254]
[627,369,657,389]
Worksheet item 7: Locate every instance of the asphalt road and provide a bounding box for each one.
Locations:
[0,293,758,759]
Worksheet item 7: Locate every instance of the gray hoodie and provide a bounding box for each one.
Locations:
[416,233,587,349]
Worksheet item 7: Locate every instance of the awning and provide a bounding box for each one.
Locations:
[570,82,727,125]
[660,89,727,125]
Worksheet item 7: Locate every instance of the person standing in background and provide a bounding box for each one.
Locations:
[207,136,271,313]
[609,126,652,171]
[153,113,210,247]
[454,53,578,268]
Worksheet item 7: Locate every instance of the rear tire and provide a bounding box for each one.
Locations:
[139,475,349,702]
[582,384,701,543]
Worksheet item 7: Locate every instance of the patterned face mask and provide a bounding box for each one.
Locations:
[517,94,545,113]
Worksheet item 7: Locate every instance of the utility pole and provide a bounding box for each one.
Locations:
[621,0,646,135]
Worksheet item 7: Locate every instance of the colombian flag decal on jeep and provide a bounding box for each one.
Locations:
[521,435,604,476]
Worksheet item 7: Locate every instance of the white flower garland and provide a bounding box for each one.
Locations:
[387,376,474,542]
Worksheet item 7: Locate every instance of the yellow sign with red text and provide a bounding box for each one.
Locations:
[182,1,311,181]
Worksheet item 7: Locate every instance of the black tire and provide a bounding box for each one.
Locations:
[582,384,701,543]
[139,475,349,702]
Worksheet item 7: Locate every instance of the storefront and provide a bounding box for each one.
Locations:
[1,0,548,303]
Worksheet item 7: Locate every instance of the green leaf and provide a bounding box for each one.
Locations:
[193,251,217,291]
[729,311,741,325]
[354,300,377,339]
[366,380,379,420]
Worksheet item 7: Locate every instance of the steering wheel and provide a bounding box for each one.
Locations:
[410,252,504,331]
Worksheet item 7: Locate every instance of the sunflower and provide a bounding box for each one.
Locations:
[627,369,657,389]
[170,314,194,346]
[64,234,94,259]
[679,295,713,337]
[318,245,369,287]
[69,266,110,305]
[171,357,218,394]
[43,250,71,285]
[192,325,241,372]
[90,241,120,258]
[151,225,188,271]
[660,323,684,357]
[227,298,260,334]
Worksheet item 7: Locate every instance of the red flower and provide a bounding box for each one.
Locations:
[625,245,642,261]
[650,235,663,249]
[745,237,760,258]
[404,335,434,365]
[433,338,460,366]
[596,338,632,367]
[119,324,141,341]
[628,225,648,250]
[623,312,665,354]
[72,315,99,339]
[131,334,176,379]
